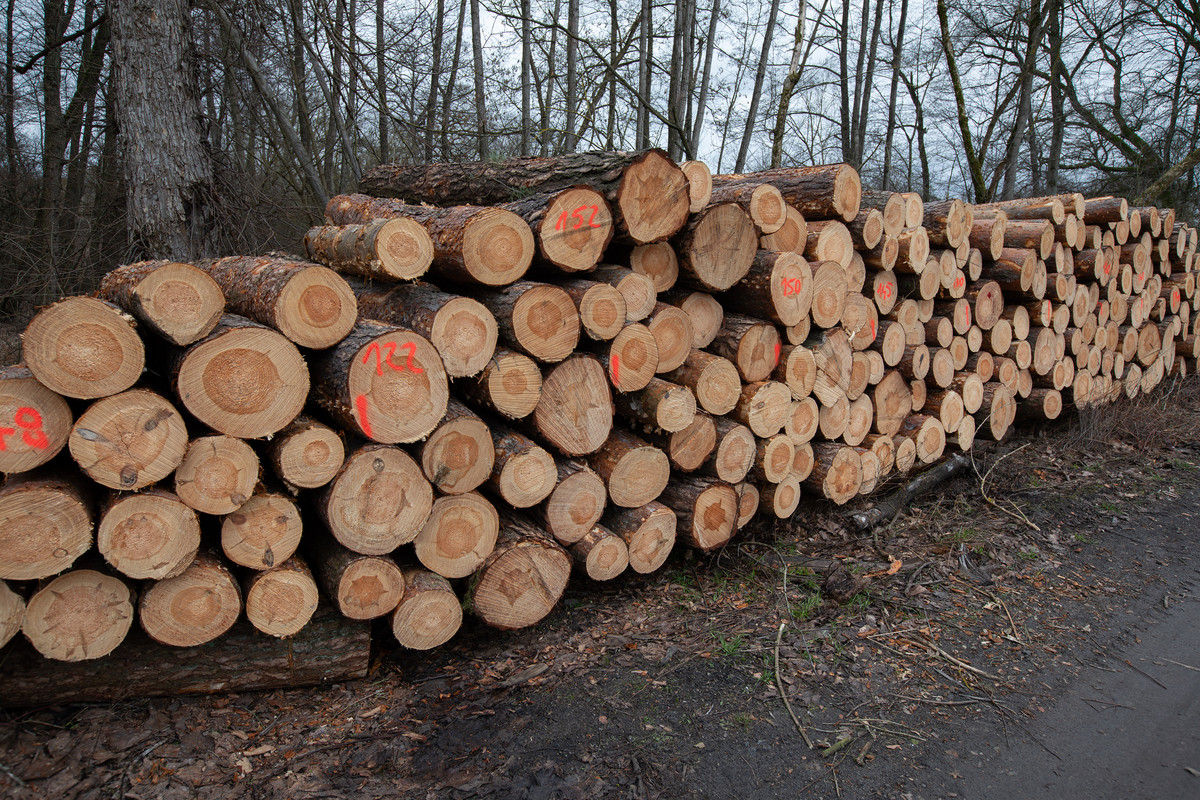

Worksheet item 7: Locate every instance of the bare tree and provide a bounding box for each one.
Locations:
[735,0,782,172]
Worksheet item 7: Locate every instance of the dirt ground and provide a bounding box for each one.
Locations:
[3,380,1200,799]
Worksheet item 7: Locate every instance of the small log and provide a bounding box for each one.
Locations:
[899,414,946,463]
[98,488,199,580]
[413,492,500,578]
[849,208,885,249]
[708,182,788,234]
[680,160,714,211]
[172,314,309,439]
[265,416,344,490]
[23,296,144,400]
[475,280,581,364]
[663,349,740,415]
[674,202,759,291]
[858,189,906,236]
[658,474,740,551]
[302,218,434,281]
[532,355,613,456]
[749,434,795,484]
[587,428,671,507]
[0,581,23,649]
[761,475,802,518]
[924,388,965,434]
[242,556,320,639]
[731,380,793,437]
[174,434,260,515]
[843,393,875,445]
[603,501,676,573]
[849,452,971,531]
[570,524,629,581]
[315,443,434,555]
[646,302,695,373]
[307,535,405,619]
[804,444,863,505]
[786,396,820,443]
[1083,196,1128,225]
[708,313,782,383]
[0,470,92,581]
[642,410,717,472]
[98,260,224,346]
[702,417,757,483]
[735,482,760,527]
[458,348,543,420]
[221,490,302,570]
[893,435,918,473]
[392,567,463,649]
[0,365,72,474]
[623,242,680,292]
[602,322,659,392]
[809,260,850,328]
[468,512,571,630]
[613,376,697,433]
[558,278,628,341]
[70,389,188,491]
[842,292,880,352]
[21,569,133,661]
[760,205,808,253]
[417,399,494,495]
[660,289,724,348]
[488,423,558,508]
[591,264,659,321]
[532,459,607,544]
[818,393,850,441]
[139,551,241,647]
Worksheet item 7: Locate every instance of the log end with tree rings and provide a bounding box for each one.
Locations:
[0,472,93,581]
[174,435,260,515]
[815,445,864,505]
[570,524,629,581]
[419,412,493,496]
[414,492,500,579]
[732,320,782,384]
[648,304,695,373]
[0,581,24,649]
[372,217,436,278]
[760,205,808,254]
[763,475,802,518]
[734,380,792,438]
[320,550,405,620]
[138,552,242,648]
[22,570,133,662]
[470,517,571,630]
[220,491,303,570]
[23,296,145,400]
[319,444,434,555]
[538,462,607,544]
[492,437,557,509]
[765,252,813,328]
[303,218,432,280]
[70,390,189,491]
[615,149,692,244]
[573,282,627,341]
[606,323,659,392]
[175,317,310,440]
[343,326,449,444]
[533,355,613,456]
[735,482,760,528]
[512,283,582,363]
[98,490,200,580]
[392,568,463,649]
[462,207,536,285]
[273,265,358,349]
[664,411,717,472]
[786,396,820,444]
[537,187,614,271]
[711,421,756,483]
[775,345,816,400]
[833,163,863,221]
[0,365,72,474]
[680,160,714,212]
[747,184,788,234]
[427,296,499,378]
[677,203,758,291]
[267,418,345,490]
[672,291,723,349]
[665,478,739,551]
[604,502,676,574]
[809,261,849,329]
[472,348,542,419]
[243,557,320,638]
[590,434,670,509]
[627,243,679,294]
[98,261,225,346]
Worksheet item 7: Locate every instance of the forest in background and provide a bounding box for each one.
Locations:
[1,0,1197,318]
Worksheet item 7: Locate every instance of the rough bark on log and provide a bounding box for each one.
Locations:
[714,164,862,222]
[303,219,434,281]
[500,186,615,272]
[476,280,582,364]
[558,278,628,341]
[707,182,788,234]
[613,376,697,433]
[0,580,23,649]
[707,313,782,383]
[98,260,225,346]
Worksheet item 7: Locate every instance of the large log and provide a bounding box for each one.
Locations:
[138,551,242,647]
[173,434,260,515]
[603,501,676,573]
[457,348,543,420]
[242,555,320,639]
[23,296,145,400]
[325,194,534,285]
[673,203,759,291]
[417,398,494,495]
[413,491,500,578]
[714,164,862,222]
[303,218,434,281]
[220,490,303,569]
[70,389,189,491]
[0,365,72,474]
[193,255,357,349]
[719,249,813,326]
[392,567,463,649]
[97,488,200,580]
[21,569,133,662]
[707,313,782,383]
[98,260,225,346]
[468,512,571,630]
[357,149,691,245]
[500,187,615,271]
[707,182,788,234]
[475,280,582,364]
[531,355,613,456]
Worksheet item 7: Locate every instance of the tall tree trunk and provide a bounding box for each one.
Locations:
[440,0,467,158]
[377,0,388,163]
[35,0,71,286]
[565,0,578,152]
[937,0,987,202]
[522,0,532,155]
[469,0,487,159]
[853,0,885,167]
[607,0,618,148]
[901,70,930,199]
[838,0,851,163]
[112,0,218,261]
[425,0,446,159]
[541,0,561,156]
[691,0,722,156]
[288,0,316,163]
[3,0,17,190]
[735,0,782,172]
[1045,0,1062,191]
[881,0,908,190]
[638,0,652,149]
[1001,0,1044,199]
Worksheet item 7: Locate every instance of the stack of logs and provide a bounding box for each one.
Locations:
[2,148,1197,682]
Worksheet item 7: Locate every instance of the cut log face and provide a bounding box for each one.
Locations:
[418,400,494,495]
[808,444,863,505]
[536,460,607,544]
[318,444,434,555]
[561,280,627,341]
[786,396,820,443]
[647,303,695,373]
[0,581,24,649]
[709,420,756,483]
[98,261,225,346]
[22,570,133,661]
[605,323,659,392]
[303,218,435,281]
[736,482,760,527]
[266,417,344,490]
[709,314,782,383]
[471,514,571,630]
[659,476,739,551]
[659,411,717,472]
[0,365,72,474]
[533,356,613,456]
[414,492,500,579]
[588,429,671,508]
[519,187,615,271]
[138,552,241,648]
[626,244,680,294]
[666,291,724,348]
[775,345,817,399]
[722,250,812,327]
[221,491,303,570]
[613,376,697,432]
[675,203,759,291]
[680,160,714,211]
[309,536,405,620]
[604,501,676,573]
[763,475,802,518]
[0,472,92,581]
[174,435,260,515]
[489,424,557,508]
[810,261,849,328]
[392,567,463,649]
[461,348,542,419]
[99,489,200,580]
[23,296,145,400]
[732,381,792,437]
[760,205,808,254]
[70,390,189,491]
[482,281,582,363]
[570,524,630,580]
[243,557,320,638]
[175,315,309,439]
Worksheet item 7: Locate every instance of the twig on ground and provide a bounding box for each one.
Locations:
[775,622,814,748]
[973,444,1042,531]
[972,584,1025,645]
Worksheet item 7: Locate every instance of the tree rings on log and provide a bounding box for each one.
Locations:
[761,475,802,518]
[625,243,680,293]
[98,489,200,580]
[559,278,627,341]
[98,261,225,346]
[174,315,309,440]
[707,418,757,483]
[22,570,133,661]
[0,472,93,581]
[0,581,24,649]
[613,377,697,433]
[675,203,758,291]
[414,492,499,579]
[735,482,760,527]
[470,514,570,630]
[459,348,542,419]
[317,444,434,555]
[661,290,724,348]
[418,399,494,495]
[392,567,463,649]
[139,552,241,648]
[489,425,557,508]
[604,501,676,573]
[534,460,607,545]
[174,435,260,515]
[570,524,629,581]
[0,365,72,474]
[243,556,320,638]
[647,302,695,373]
[604,323,659,392]
[760,205,808,254]
[70,390,188,491]
[664,350,740,416]
[732,380,792,437]
[592,264,659,321]
[587,429,670,508]
[659,476,739,551]
[221,491,303,570]
[303,218,434,281]
[533,355,613,456]
[680,160,714,212]
[265,417,344,490]
[23,296,144,400]
[513,187,614,271]
[309,537,405,620]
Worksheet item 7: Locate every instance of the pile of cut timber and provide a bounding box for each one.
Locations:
[2,148,1197,703]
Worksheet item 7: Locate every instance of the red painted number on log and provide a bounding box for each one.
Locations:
[355,394,374,439]
[876,282,893,300]
[781,277,804,297]
[555,205,602,231]
[611,354,620,384]
[774,342,781,366]
[870,320,877,339]
[363,341,424,375]
[954,275,965,290]
[0,406,48,451]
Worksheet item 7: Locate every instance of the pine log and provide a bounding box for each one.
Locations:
[976,383,1018,440]
[720,249,812,327]
[1017,388,1063,422]
[558,278,628,341]
[893,226,931,274]
[646,301,695,372]
[858,189,906,236]
[221,490,302,569]
[309,319,448,443]
[924,389,965,434]
[680,160,714,211]
[673,202,758,291]
[532,459,607,544]
[590,264,659,321]
[804,444,863,505]
[708,313,782,383]
[760,205,808,254]
[975,195,1068,223]
[242,555,320,638]
[660,289,724,348]
[872,269,900,315]
[601,322,659,392]
[898,414,946,463]
[760,475,802,518]
[863,233,900,271]
[475,280,581,364]
[785,396,820,443]
[1083,196,1128,225]
[413,491,500,578]
[392,567,463,649]
[818,393,850,440]
[97,260,225,346]
[0,365,72,474]
[749,434,795,484]
[732,482,758,527]
[731,380,792,437]
[849,208,885,249]
[172,314,309,439]
[642,410,718,472]
[715,164,862,222]
[702,418,756,483]
[302,219,434,281]
[809,260,850,328]
[415,399,493,495]
[570,524,629,581]
[855,450,882,494]
[352,280,498,378]
[324,194,534,285]
[468,512,571,630]
[315,443,434,555]
[23,296,145,400]
[501,186,615,271]
[923,199,969,248]
[657,474,740,551]
[532,355,613,456]
[602,502,676,574]
[357,149,690,244]
[21,569,133,661]
[265,416,344,490]
[98,488,199,581]
[0,470,92,581]
[862,433,896,476]
[790,440,816,480]
[458,347,543,420]
[587,428,670,507]
[307,534,405,619]
[173,434,260,515]
[70,389,188,491]
[774,344,818,398]
[613,376,697,433]
[663,349,741,415]
[488,423,557,508]
[0,580,23,649]
[806,219,855,267]
[621,242,680,292]
[139,551,241,647]
[843,292,880,351]
[707,182,788,234]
